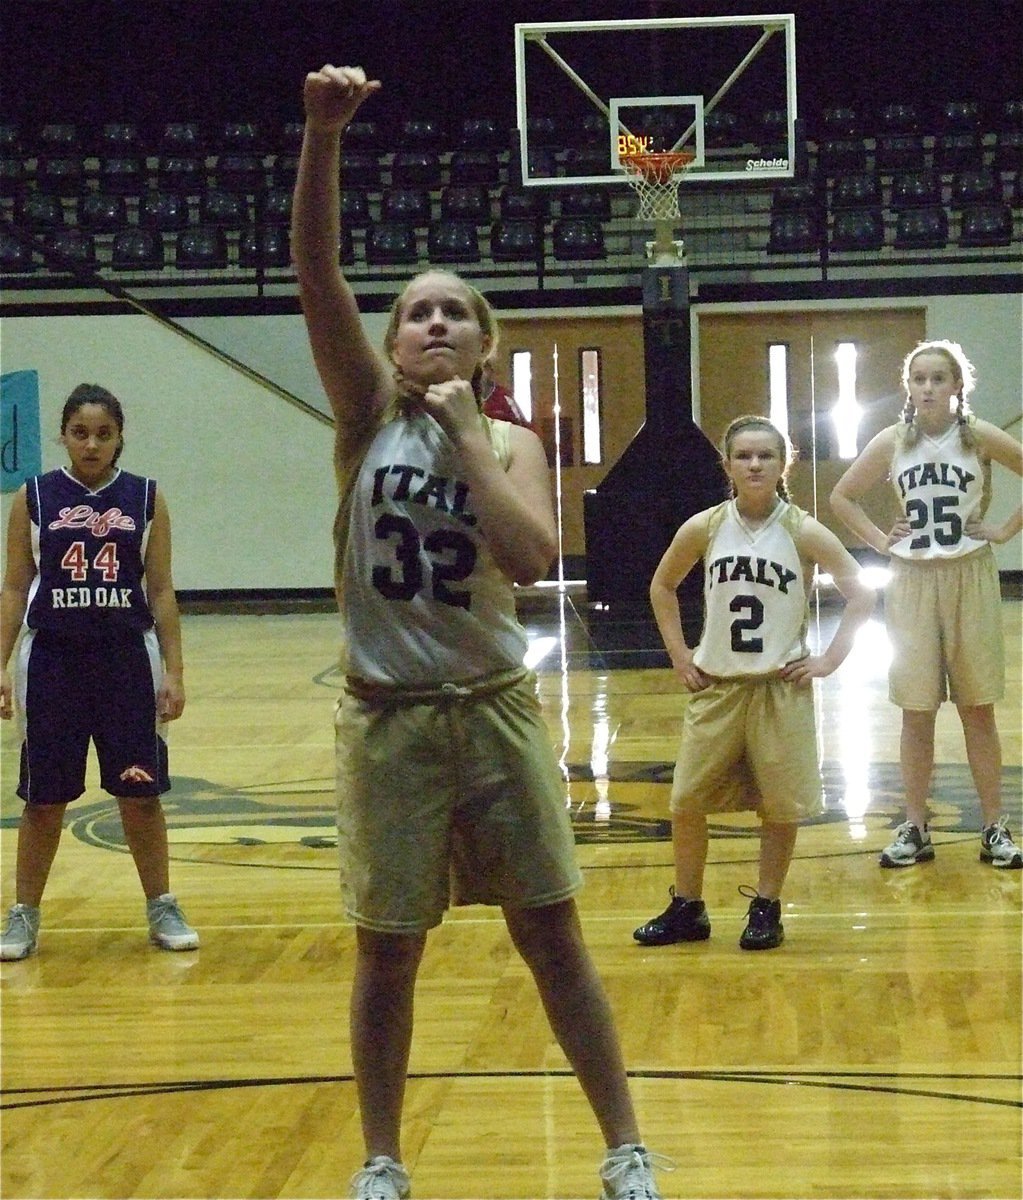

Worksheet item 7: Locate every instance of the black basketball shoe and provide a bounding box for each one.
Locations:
[633,888,711,946]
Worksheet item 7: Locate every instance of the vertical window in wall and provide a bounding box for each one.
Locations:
[832,341,861,459]
[767,342,790,443]
[580,348,602,465]
[510,350,533,424]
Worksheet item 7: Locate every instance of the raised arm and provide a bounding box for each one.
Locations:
[291,65,389,427]
[829,426,906,554]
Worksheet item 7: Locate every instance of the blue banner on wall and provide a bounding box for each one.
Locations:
[1,369,42,493]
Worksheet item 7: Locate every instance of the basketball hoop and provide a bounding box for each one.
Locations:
[619,150,695,223]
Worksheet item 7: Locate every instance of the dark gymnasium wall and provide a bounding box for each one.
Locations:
[2,0,1021,136]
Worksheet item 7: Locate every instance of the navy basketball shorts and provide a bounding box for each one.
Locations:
[15,628,169,805]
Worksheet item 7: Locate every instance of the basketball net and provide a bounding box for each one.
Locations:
[620,150,695,265]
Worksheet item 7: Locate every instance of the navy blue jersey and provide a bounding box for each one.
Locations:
[24,467,156,638]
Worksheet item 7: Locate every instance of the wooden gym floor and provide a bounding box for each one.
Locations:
[1,589,1020,1200]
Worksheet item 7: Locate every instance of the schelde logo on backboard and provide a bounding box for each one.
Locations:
[745,157,789,170]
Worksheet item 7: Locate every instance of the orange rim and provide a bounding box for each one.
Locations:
[620,151,695,182]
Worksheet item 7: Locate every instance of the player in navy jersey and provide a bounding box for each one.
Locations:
[831,340,1023,869]
[293,64,669,1200]
[0,384,197,959]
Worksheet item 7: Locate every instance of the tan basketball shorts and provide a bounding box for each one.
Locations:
[334,666,582,934]
[886,545,1004,710]
[670,674,823,822]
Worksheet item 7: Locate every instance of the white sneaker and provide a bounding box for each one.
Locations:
[879,821,935,867]
[349,1156,411,1200]
[599,1144,674,1200]
[1,904,40,961]
[146,894,199,950]
[980,817,1023,869]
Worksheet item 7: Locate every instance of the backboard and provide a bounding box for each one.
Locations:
[514,14,797,187]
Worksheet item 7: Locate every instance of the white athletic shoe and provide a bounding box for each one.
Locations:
[349,1156,411,1200]
[1,904,40,961]
[146,894,199,950]
[879,821,935,868]
[599,1144,674,1200]
[980,817,1023,869]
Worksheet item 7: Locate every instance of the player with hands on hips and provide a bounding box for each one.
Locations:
[0,383,198,962]
[292,64,671,1200]
[831,339,1023,870]
[634,416,875,952]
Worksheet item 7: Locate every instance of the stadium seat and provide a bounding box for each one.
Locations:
[390,151,444,190]
[830,172,881,209]
[890,169,941,208]
[0,157,25,197]
[817,138,868,176]
[138,190,190,232]
[992,129,1023,175]
[175,226,229,269]
[564,146,612,178]
[157,155,205,194]
[875,135,928,173]
[37,156,85,196]
[448,150,502,187]
[341,151,383,190]
[98,156,146,195]
[820,106,860,138]
[552,216,606,260]
[212,153,265,195]
[38,123,81,154]
[877,103,919,134]
[160,122,203,155]
[893,206,949,250]
[490,219,544,262]
[830,208,885,251]
[259,186,292,227]
[704,109,740,147]
[45,227,96,268]
[238,225,293,269]
[345,120,385,151]
[219,121,261,152]
[0,227,33,272]
[76,192,127,232]
[459,116,507,151]
[499,188,549,221]
[935,100,982,133]
[199,188,250,229]
[381,188,431,225]
[559,187,611,219]
[340,189,372,227]
[0,122,22,155]
[934,132,984,174]
[111,228,165,271]
[440,185,490,224]
[950,167,1000,207]
[400,118,448,151]
[279,121,305,152]
[16,191,64,229]
[427,219,481,264]
[99,122,142,154]
[771,181,819,211]
[958,203,1012,247]
[365,221,419,264]
[766,210,819,253]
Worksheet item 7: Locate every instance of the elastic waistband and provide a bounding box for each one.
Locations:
[344,665,530,707]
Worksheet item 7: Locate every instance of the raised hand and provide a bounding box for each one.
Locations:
[303,64,382,133]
